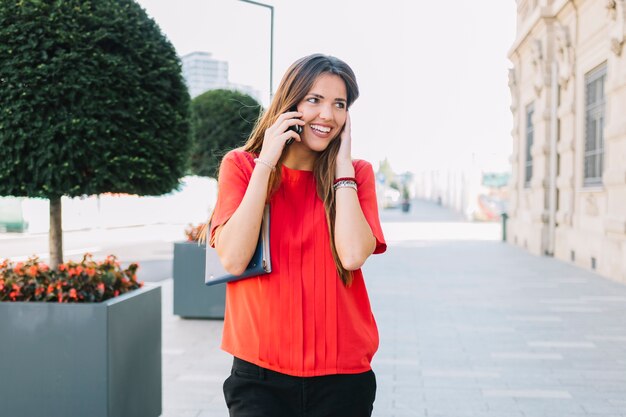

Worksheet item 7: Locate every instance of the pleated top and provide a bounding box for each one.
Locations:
[210,149,386,377]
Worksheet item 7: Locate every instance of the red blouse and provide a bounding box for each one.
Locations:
[210,150,386,377]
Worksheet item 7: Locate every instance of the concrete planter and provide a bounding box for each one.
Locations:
[173,241,225,319]
[0,285,162,417]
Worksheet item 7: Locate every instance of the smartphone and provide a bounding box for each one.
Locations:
[286,106,302,146]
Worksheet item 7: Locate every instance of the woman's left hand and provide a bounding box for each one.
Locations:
[335,111,355,177]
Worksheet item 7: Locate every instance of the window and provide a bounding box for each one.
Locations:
[584,64,607,186]
[525,103,535,187]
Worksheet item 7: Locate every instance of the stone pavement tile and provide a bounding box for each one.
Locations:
[583,415,626,417]
[483,397,520,411]
[427,413,524,417]
[513,398,586,414]
[425,409,487,417]
[482,389,572,399]
[392,386,426,400]
[197,408,233,417]
[586,335,626,342]
[580,399,626,414]
[491,377,564,388]
[422,378,488,389]
[608,398,626,408]
[387,397,428,413]
[160,410,201,417]
[421,387,484,402]
[490,352,564,360]
[422,369,502,379]
[580,370,626,381]
[372,395,395,412]
[373,407,427,417]
[526,341,597,348]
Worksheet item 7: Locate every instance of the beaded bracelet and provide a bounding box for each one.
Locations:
[253,157,275,171]
[334,176,356,185]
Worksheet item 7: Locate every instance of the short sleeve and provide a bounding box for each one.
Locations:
[209,151,252,248]
[354,160,387,254]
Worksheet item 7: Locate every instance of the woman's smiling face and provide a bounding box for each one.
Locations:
[294,73,348,153]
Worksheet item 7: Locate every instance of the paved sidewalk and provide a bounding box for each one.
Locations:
[160,200,626,417]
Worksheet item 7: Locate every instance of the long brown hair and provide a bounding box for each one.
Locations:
[206,54,360,286]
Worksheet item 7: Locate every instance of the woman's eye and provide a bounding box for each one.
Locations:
[335,102,346,109]
[306,97,318,103]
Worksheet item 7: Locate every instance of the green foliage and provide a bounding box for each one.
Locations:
[0,0,191,199]
[378,157,395,185]
[0,254,142,303]
[190,89,261,178]
[401,184,410,200]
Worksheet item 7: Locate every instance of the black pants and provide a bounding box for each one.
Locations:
[223,357,377,417]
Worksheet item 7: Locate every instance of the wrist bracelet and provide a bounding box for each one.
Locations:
[334,182,358,192]
[333,179,358,191]
[334,176,356,185]
[253,157,275,171]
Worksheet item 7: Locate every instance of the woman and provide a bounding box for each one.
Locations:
[209,53,386,417]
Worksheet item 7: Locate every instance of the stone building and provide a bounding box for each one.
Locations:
[507,0,626,282]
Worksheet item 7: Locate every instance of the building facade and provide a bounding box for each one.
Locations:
[181,52,259,100]
[508,0,626,282]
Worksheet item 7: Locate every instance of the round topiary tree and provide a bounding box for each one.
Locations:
[0,0,191,267]
[190,89,262,178]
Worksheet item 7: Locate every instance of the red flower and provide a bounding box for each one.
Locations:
[69,289,77,299]
[97,283,105,293]
[10,284,21,300]
[86,267,96,278]
[13,262,24,275]
[47,285,54,294]
[58,264,66,272]
[75,266,84,275]
[0,279,4,291]
[57,293,63,303]
[114,290,119,297]
[28,265,38,277]
[68,268,77,277]
[35,287,44,296]
[39,264,50,272]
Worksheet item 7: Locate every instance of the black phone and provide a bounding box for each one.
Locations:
[286,107,302,145]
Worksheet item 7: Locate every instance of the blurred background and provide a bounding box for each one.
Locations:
[0,0,515,238]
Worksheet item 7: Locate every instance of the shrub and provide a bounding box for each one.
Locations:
[0,0,191,266]
[190,89,261,178]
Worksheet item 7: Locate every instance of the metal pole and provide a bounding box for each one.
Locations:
[238,0,274,100]
[269,5,274,100]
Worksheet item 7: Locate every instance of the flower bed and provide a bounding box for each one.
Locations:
[0,253,143,303]
[184,222,206,242]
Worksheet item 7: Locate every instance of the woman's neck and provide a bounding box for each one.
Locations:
[282,143,318,171]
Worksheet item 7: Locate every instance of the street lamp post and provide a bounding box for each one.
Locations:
[238,0,274,101]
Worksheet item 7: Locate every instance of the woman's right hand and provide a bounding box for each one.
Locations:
[258,111,305,166]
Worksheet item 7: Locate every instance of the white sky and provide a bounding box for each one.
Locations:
[135,0,517,174]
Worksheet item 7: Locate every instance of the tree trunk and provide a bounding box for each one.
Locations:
[49,197,63,268]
